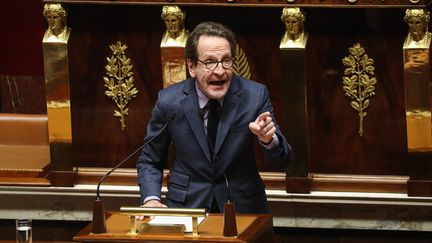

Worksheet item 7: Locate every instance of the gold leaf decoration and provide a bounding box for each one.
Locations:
[104,41,138,131]
[342,43,377,137]
[232,44,251,79]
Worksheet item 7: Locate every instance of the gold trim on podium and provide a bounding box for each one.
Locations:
[74,212,269,243]
[120,207,206,236]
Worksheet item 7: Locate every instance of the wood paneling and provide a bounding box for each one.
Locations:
[0,0,421,190]
[306,8,409,176]
[65,6,413,180]
[68,5,163,168]
[0,76,47,114]
[0,1,45,76]
[66,5,289,171]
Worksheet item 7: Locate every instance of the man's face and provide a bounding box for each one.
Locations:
[164,15,181,38]
[46,11,62,33]
[284,16,303,39]
[407,16,426,41]
[187,35,233,100]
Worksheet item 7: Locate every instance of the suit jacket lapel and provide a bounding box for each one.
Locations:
[180,80,213,162]
[215,76,242,154]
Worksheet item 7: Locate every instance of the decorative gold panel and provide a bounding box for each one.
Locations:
[342,43,377,137]
[233,45,251,79]
[103,41,139,131]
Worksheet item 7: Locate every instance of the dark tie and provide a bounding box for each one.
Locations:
[206,99,220,149]
[206,99,220,213]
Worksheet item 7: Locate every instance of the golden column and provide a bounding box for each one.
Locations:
[42,3,75,186]
[160,6,188,88]
[403,9,432,196]
[403,8,432,152]
[279,8,311,193]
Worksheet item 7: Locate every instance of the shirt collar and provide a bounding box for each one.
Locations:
[195,81,223,109]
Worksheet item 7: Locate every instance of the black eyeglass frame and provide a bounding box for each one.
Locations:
[196,58,234,71]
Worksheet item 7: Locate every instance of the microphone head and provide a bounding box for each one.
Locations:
[223,172,231,202]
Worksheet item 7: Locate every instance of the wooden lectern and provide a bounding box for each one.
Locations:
[74,212,273,243]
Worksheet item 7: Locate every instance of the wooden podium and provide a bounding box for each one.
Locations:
[73,212,273,243]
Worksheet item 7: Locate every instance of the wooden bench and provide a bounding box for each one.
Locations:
[0,113,50,186]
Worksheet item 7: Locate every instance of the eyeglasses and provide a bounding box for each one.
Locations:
[197,58,234,71]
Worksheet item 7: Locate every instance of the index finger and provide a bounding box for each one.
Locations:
[258,112,271,122]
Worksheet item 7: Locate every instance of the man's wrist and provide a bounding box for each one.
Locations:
[259,134,274,145]
[143,196,161,205]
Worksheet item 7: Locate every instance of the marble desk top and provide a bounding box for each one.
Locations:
[1,185,431,231]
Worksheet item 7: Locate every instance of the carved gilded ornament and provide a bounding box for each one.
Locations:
[342,43,377,137]
[104,41,139,131]
[280,7,308,49]
[160,6,188,47]
[403,8,431,49]
[160,6,188,88]
[232,44,251,79]
[42,3,70,43]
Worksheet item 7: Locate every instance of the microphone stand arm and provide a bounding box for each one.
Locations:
[96,120,171,199]
[92,119,171,234]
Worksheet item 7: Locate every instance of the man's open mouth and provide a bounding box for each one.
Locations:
[209,80,225,86]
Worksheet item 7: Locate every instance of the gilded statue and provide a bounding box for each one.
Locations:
[403,8,431,49]
[402,9,432,150]
[160,6,188,88]
[160,6,188,47]
[280,7,308,49]
[42,3,70,42]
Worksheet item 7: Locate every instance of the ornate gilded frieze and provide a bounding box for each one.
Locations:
[342,43,377,137]
[104,41,139,131]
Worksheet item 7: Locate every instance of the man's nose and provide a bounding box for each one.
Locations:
[213,62,225,74]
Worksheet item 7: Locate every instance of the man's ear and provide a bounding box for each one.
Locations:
[186,58,196,78]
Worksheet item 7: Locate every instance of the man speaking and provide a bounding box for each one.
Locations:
[137,21,292,214]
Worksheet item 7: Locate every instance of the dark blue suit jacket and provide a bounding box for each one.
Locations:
[137,75,292,214]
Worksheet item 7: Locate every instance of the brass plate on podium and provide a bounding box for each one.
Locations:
[139,223,186,234]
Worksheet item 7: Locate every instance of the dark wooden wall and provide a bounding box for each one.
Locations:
[66,5,290,169]
[0,1,45,76]
[305,8,409,176]
[66,5,412,176]
[0,0,46,114]
[0,2,421,177]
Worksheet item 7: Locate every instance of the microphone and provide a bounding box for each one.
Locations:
[92,114,176,234]
[198,108,237,237]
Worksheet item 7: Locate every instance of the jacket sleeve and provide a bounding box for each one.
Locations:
[257,85,293,165]
[136,91,172,203]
